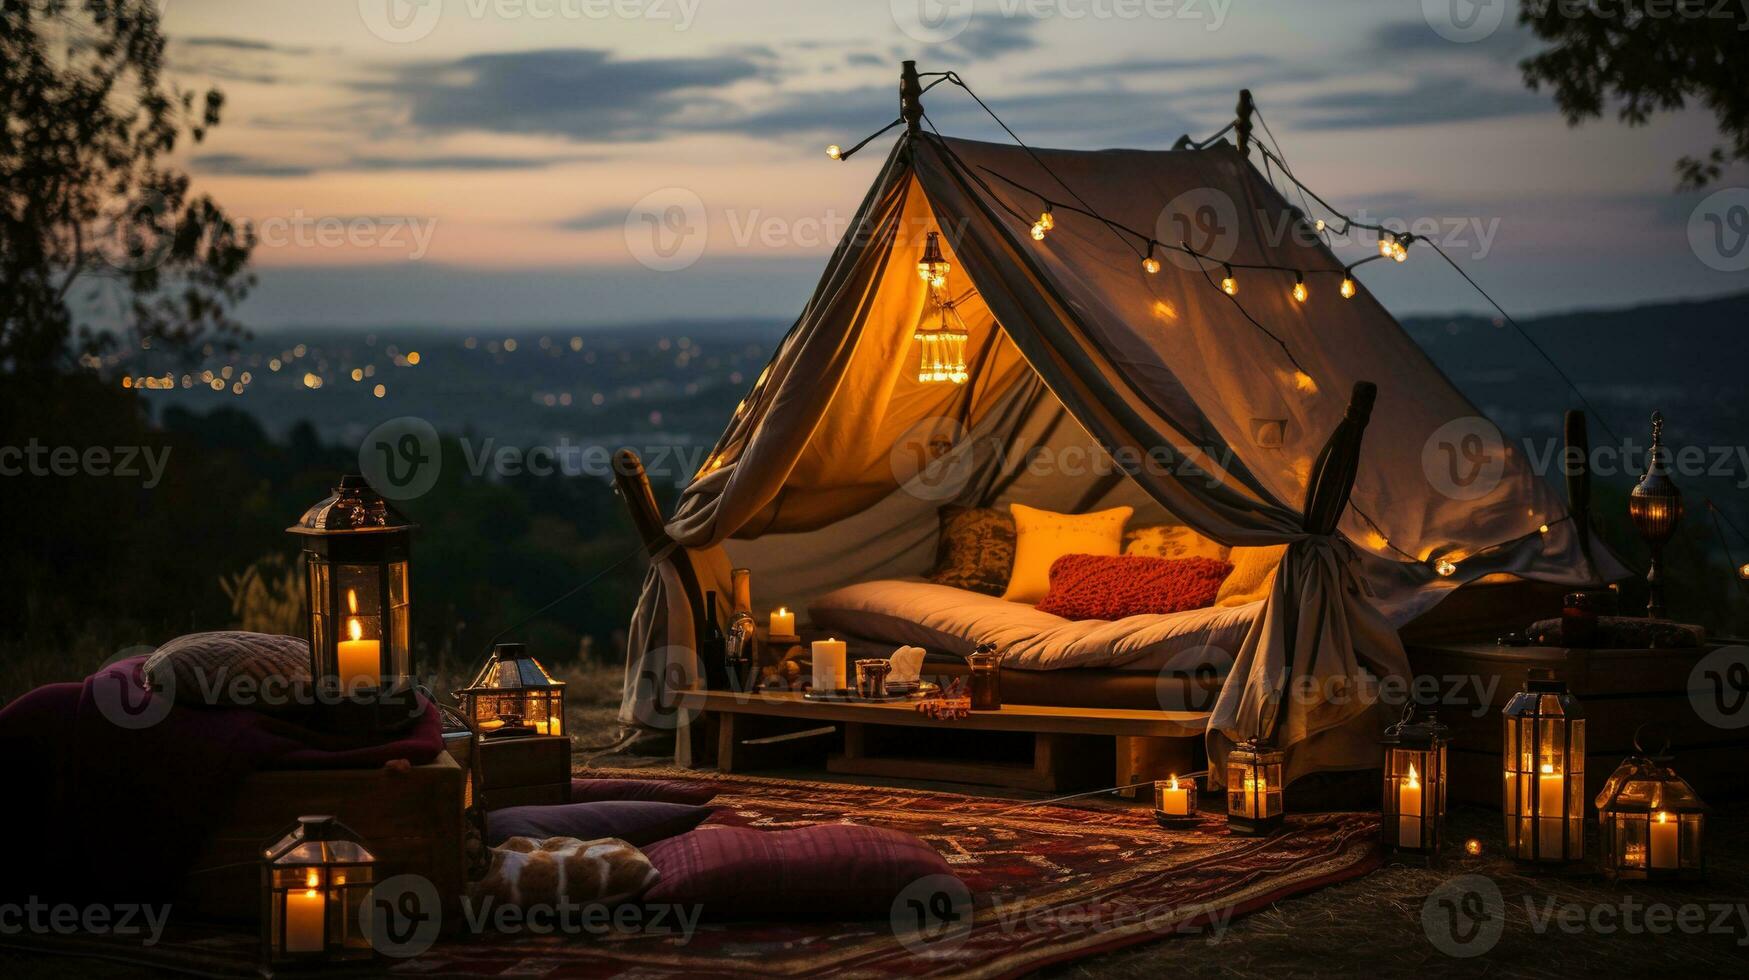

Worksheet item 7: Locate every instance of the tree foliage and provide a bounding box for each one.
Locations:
[1519,1,1749,189]
[0,0,253,375]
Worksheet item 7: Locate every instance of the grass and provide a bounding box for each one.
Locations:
[3,657,1744,978]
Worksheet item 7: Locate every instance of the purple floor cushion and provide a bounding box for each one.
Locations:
[570,776,720,806]
[486,801,714,848]
[642,824,958,921]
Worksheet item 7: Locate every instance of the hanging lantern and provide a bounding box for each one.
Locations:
[260,816,377,967]
[1381,708,1450,861]
[916,230,950,290]
[914,297,971,385]
[289,476,416,726]
[457,642,567,737]
[1502,668,1585,863]
[1226,738,1284,835]
[1595,729,1707,880]
[1628,410,1682,619]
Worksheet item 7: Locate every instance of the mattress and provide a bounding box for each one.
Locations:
[808,578,1260,673]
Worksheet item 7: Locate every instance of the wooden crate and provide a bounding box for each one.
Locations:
[475,733,571,810]
[1407,641,1747,806]
[183,752,467,922]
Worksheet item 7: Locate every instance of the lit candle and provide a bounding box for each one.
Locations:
[1398,763,1423,849]
[1650,811,1679,869]
[770,607,796,636]
[1158,775,1189,816]
[1243,772,1263,817]
[1538,763,1565,856]
[285,870,325,953]
[336,617,380,691]
[811,637,848,692]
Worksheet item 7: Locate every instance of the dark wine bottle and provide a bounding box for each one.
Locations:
[702,590,728,690]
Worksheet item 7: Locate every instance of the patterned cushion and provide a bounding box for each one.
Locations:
[1000,504,1133,603]
[642,824,957,921]
[487,801,714,848]
[925,506,1015,596]
[571,777,721,806]
[1215,545,1289,607]
[142,631,310,708]
[469,836,659,909]
[1125,524,1229,561]
[1035,554,1233,621]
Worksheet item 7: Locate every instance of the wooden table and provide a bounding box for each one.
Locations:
[677,689,1208,792]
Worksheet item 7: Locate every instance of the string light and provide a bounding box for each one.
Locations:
[1378,234,1395,259]
[1037,208,1054,232]
[1391,238,1409,263]
[1539,523,1551,535]
[1340,276,1357,299]
[1314,218,1326,233]
[1030,221,1047,241]
[1142,244,1160,274]
[1739,562,1749,580]
[1434,558,1457,577]
[825,144,842,160]
[1221,265,1238,295]
[1292,273,1308,304]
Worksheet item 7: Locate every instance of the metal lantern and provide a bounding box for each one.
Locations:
[1628,410,1682,619]
[289,476,416,712]
[1595,731,1707,880]
[914,294,972,385]
[1502,668,1585,863]
[1226,738,1284,835]
[916,230,950,289]
[1381,709,1450,861]
[457,642,567,737]
[260,815,377,967]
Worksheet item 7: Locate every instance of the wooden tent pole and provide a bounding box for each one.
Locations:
[1564,409,1596,573]
[900,60,923,136]
[1235,89,1255,157]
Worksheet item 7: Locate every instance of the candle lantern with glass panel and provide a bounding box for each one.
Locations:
[1225,737,1284,835]
[1381,708,1450,861]
[288,476,416,730]
[1502,668,1585,863]
[1595,729,1707,880]
[260,815,377,967]
[456,642,571,809]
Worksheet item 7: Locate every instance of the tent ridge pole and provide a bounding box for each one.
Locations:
[1235,89,1255,157]
[900,60,923,136]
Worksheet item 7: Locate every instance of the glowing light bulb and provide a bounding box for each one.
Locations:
[1738,562,1749,580]
[1142,255,1161,274]
[1292,275,1308,304]
[1434,558,1457,577]
[1391,240,1408,263]
[825,144,842,160]
[1378,235,1395,258]
[1314,218,1326,233]
[1340,276,1357,299]
[1036,210,1054,232]
[1464,838,1483,856]
[1030,222,1047,241]
[1221,272,1237,295]
[1539,523,1551,534]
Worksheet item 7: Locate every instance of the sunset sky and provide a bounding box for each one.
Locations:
[152,0,1748,329]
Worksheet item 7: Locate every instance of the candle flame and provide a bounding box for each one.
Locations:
[347,589,358,614]
[348,617,362,642]
[1657,811,1670,824]
[1405,762,1420,789]
[1168,774,1179,790]
[304,870,319,891]
[1540,762,1555,775]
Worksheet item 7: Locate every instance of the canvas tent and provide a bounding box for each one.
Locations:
[620,79,1625,778]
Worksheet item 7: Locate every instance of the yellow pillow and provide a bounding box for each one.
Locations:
[1125,524,1230,561]
[1001,504,1133,603]
[1215,544,1288,607]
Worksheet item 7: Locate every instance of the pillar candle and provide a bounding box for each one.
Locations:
[811,637,848,691]
[1397,764,1423,849]
[1537,764,1565,856]
[770,607,796,636]
[336,617,379,690]
[1649,812,1679,869]
[285,873,325,953]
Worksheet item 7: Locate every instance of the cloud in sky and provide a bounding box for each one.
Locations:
[194,152,581,178]
[1290,76,1551,130]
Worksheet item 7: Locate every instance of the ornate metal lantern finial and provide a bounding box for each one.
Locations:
[1628,410,1683,619]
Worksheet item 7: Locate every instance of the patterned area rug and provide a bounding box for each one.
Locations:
[4,769,1380,978]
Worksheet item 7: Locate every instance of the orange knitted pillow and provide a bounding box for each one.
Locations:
[1035,554,1233,621]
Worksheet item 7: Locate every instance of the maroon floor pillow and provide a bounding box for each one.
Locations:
[487,801,714,848]
[642,824,958,920]
[570,776,720,806]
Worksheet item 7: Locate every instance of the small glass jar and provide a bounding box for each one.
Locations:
[967,643,1001,710]
[1561,590,1614,649]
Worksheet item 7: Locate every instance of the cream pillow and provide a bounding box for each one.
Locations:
[1125,524,1230,561]
[1215,544,1289,607]
[1001,504,1133,603]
